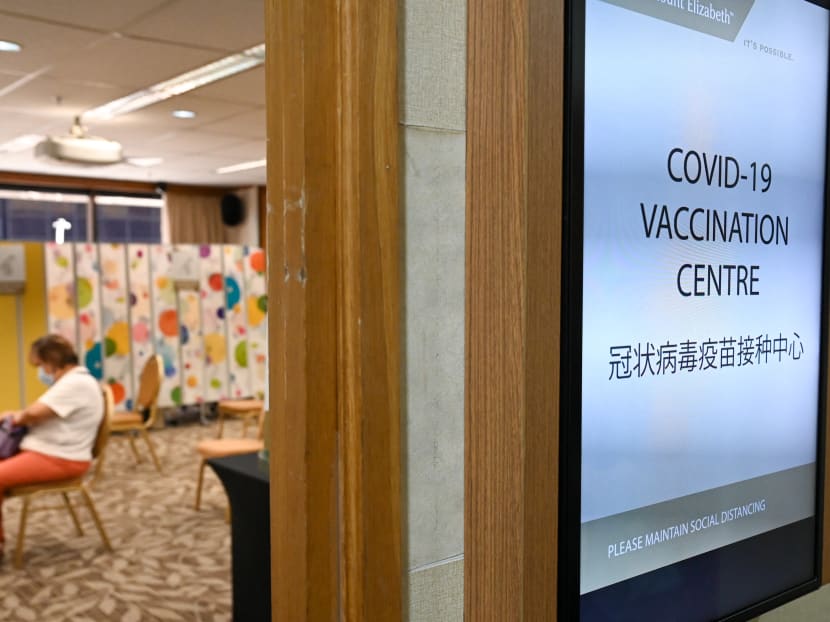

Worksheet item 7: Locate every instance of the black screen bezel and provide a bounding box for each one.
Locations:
[558,1,830,620]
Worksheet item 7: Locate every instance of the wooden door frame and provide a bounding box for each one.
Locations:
[265,1,402,620]
[465,0,564,620]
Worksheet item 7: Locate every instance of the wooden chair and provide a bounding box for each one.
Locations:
[194,410,266,512]
[7,385,115,568]
[110,355,163,472]
[215,399,264,439]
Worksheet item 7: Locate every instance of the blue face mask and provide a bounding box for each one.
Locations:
[37,367,55,387]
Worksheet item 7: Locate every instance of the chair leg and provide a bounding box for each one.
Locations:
[140,428,162,473]
[216,413,225,438]
[194,460,206,510]
[79,486,112,552]
[13,496,31,569]
[89,448,106,488]
[127,434,142,463]
[62,493,84,536]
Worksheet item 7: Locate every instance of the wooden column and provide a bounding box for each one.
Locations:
[465,0,564,620]
[266,0,402,620]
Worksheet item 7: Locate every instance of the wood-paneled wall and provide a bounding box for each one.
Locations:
[465,0,564,619]
[266,0,402,620]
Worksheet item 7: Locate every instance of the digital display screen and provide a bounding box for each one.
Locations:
[572,0,830,619]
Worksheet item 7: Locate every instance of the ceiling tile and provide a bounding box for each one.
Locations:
[0,1,266,187]
[0,111,61,138]
[189,66,264,106]
[144,129,248,155]
[47,35,226,90]
[0,15,107,74]
[124,0,264,52]
[199,109,265,140]
[122,94,256,129]
[0,1,170,33]
[217,140,266,161]
[0,75,132,120]
[0,71,25,91]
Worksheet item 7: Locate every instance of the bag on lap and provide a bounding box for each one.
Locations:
[0,416,27,459]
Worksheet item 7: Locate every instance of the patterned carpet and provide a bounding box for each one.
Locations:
[0,418,247,621]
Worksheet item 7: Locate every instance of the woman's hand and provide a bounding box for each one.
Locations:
[0,411,21,424]
[10,411,26,426]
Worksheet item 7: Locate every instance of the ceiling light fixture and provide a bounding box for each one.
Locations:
[35,117,123,166]
[82,43,265,121]
[172,109,196,119]
[215,159,266,175]
[94,195,164,207]
[0,40,22,53]
[126,157,164,167]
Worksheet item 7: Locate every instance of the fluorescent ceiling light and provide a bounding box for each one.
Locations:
[94,195,163,207]
[0,189,88,203]
[215,158,266,174]
[0,40,21,52]
[83,43,265,121]
[126,157,164,167]
[0,134,44,153]
[172,109,196,119]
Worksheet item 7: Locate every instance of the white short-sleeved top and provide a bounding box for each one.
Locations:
[20,366,103,462]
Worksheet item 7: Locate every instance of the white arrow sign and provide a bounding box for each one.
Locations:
[51,218,72,244]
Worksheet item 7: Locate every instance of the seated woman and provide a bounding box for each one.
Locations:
[0,334,103,558]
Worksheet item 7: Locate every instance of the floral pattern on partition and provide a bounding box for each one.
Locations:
[99,244,132,409]
[243,246,267,400]
[175,245,204,405]
[45,243,77,348]
[223,245,250,398]
[74,244,104,380]
[199,245,229,402]
[150,246,180,408]
[127,245,153,408]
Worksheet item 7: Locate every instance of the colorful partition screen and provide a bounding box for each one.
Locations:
[74,244,104,380]
[224,245,250,399]
[175,245,204,406]
[35,243,268,412]
[244,246,267,399]
[199,245,230,402]
[100,244,132,409]
[149,246,181,407]
[127,244,154,409]
[44,243,77,347]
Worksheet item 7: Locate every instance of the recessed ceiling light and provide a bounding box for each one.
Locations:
[215,159,266,174]
[83,43,265,121]
[172,109,196,119]
[0,40,22,53]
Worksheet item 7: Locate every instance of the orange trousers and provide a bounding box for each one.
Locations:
[0,451,90,543]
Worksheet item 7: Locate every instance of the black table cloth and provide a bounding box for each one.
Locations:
[208,452,271,621]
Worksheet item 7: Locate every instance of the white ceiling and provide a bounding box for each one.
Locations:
[0,0,266,187]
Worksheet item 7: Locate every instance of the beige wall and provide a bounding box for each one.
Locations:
[758,585,830,621]
[401,0,466,620]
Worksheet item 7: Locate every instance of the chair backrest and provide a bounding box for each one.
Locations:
[93,384,113,460]
[88,384,114,485]
[135,355,163,427]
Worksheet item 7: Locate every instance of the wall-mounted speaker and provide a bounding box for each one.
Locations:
[221,193,245,226]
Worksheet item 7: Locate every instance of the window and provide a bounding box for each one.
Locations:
[0,189,163,243]
[94,196,163,244]
[0,191,89,242]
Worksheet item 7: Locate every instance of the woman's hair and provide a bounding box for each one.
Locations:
[30,334,79,368]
